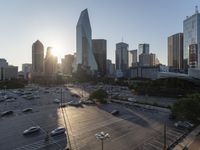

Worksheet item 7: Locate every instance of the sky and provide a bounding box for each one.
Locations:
[0,0,199,70]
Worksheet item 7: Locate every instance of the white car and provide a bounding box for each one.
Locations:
[53,99,61,104]
[50,127,65,136]
[23,126,40,135]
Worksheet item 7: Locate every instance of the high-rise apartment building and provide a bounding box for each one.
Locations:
[138,43,149,60]
[128,50,137,67]
[115,42,128,72]
[92,39,107,76]
[168,33,183,70]
[74,9,97,73]
[32,40,44,75]
[183,6,200,68]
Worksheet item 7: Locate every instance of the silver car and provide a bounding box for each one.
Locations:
[23,126,40,135]
[50,127,65,136]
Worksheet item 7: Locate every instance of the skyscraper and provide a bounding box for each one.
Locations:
[92,39,107,76]
[138,43,149,61]
[139,53,156,67]
[74,9,97,73]
[62,54,74,75]
[44,47,57,76]
[32,40,44,75]
[115,42,128,71]
[183,6,200,69]
[189,44,198,68]
[128,50,137,67]
[168,33,183,70]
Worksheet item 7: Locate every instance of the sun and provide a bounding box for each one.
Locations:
[51,47,62,58]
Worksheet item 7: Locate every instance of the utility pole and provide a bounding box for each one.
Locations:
[164,123,166,150]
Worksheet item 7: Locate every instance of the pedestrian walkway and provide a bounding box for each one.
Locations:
[173,125,200,150]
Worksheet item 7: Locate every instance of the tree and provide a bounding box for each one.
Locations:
[171,93,200,122]
[89,89,108,104]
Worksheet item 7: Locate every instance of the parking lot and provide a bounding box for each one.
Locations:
[0,85,189,150]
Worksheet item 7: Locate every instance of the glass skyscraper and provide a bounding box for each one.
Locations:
[115,42,129,71]
[74,9,97,73]
[183,8,200,69]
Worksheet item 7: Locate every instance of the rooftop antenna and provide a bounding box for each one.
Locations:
[121,37,124,42]
[195,5,198,14]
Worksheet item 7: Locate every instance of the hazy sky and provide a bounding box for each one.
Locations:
[0,0,199,70]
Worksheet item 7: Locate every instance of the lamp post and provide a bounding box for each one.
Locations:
[95,131,110,150]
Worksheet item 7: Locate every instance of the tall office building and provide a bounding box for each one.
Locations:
[183,6,200,68]
[61,54,74,75]
[128,50,137,67]
[189,44,198,68]
[115,42,129,71]
[74,9,97,73]
[44,47,57,76]
[138,43,149,61]
[139,53,156,67]
[32,40,44,75]
[106,59,115,76]
[22,63,32,80]
[168,33,183,70]
[0,59,18,80]
[92,39,107,76]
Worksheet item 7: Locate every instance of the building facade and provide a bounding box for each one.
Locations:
[74,9,97,73]
[106,59,115,77]
[44,47,58,76]
[61,54,74,75]
[92,39,107,76]
[138,43,149,60]
[189,44,198,68]
[22,63,32,80]
[115,42,128,72]
[128,50,137,67]
[168,33,183,70]
[183,7,200,69]
[0,59,18,80]
[32,40,44,75]
[139,53,156,67]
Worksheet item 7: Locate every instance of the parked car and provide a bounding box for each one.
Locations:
[22,108,33,113]
[1,110,14,117]
[68,101,82,107]
[111,110,120,115]
[50,127,65,136]
[174,121,192,130]
[23,126,40,135]
[127,97,136,102]
[71,94,81,98]
[53,99,61,104]
[5,98,15,102]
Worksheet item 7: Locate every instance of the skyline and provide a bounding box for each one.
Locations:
[0,0,199,70]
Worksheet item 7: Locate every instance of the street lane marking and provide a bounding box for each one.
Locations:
[13,137,66,150]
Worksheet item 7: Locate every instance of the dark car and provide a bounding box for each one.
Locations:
[111,110,120,115]
[71,94,80,98]
[1,110,14,117]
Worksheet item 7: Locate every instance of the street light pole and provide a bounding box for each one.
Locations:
[95,131,110,150]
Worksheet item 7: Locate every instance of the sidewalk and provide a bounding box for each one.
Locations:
[173,125,200,150]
